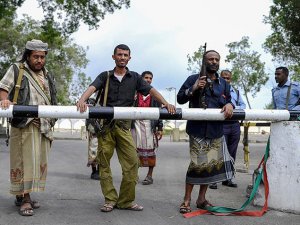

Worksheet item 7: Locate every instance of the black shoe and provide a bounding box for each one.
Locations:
[222,180,237,188]
[90,171,100,180]
[209,183,218,189]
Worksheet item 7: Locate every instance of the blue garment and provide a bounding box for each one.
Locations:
[223,87,245,162]
[223,122,241,161]
[223,87,245,164]
[177,73,233,139]
[230,87,246,109]
[272,80,300,110]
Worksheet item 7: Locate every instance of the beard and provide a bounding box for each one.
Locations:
[115,59,128,68]
[30,65,44,72]
[27,61,44,72]
[206,64,219,73]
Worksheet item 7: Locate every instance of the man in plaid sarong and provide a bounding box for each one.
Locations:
[177,50,235,213]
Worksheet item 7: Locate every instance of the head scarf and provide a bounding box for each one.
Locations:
[25,39,48,51]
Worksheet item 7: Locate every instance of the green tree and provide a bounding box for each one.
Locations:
[0,0,130,104]
[0,0,131,104]
[0,15,89,105]
[1,0,130,35]
[263,0,300,82]
[264,100,273,109]
[0,1,25,20]
[69,72,92,104]
[265,0,300,46]
[225,36,269,109]
[186,45,205,73]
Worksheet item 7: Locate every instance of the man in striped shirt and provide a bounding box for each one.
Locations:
[0,39,57,216]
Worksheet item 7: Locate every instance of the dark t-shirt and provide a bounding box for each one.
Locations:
[90,68,152,107]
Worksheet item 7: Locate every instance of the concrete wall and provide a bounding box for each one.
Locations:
[254,121,300,213]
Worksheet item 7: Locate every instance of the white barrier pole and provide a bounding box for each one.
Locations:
[0,105,299,121]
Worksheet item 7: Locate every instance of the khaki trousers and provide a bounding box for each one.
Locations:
[97,121,138,208]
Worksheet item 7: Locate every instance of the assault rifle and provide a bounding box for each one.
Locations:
[198,43,208,108]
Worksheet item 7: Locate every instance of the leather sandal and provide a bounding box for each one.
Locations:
[15,196,40,209]
[196,200,214,209]
[19,200,34,216]
[30,200,40,209]
[179,202,191,214]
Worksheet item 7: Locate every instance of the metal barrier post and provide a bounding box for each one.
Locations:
[242,122,250,172]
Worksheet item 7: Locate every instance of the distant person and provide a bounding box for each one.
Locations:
[272,66,300,110]
[131,71,163,185]
[0,39,57,216]
[85,97,99,180]
[177,50,235,213]
[76,44,175,212]
[209,69,246,189]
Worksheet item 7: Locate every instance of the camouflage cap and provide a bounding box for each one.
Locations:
[25,39,48,51]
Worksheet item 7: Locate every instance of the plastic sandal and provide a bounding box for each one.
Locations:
[123,203,143,211]
[100,203,115,212]
[142,176,153,185]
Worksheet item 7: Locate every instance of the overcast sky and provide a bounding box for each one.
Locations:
[18,0,277,108]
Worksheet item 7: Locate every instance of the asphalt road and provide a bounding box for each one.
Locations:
[0,137,299,225]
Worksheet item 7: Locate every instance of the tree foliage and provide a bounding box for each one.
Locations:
[265,0,300,46]
[0,0,127,104]
[1,0,130,36]
[187,40,268,109]
[264,101,274,109]
[0,15,89,105]
[225,36,269,109]
[186,45,205,73]
[0,1,25,20]
[263,0,300,81]
[69,72,92,104]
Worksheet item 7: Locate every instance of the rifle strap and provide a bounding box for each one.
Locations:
[12,63,25,104]
[236,89,240,106]
[23,72,51,105]
[103,71,110,107]
[99,71,110,127]
[285,84,292,110]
